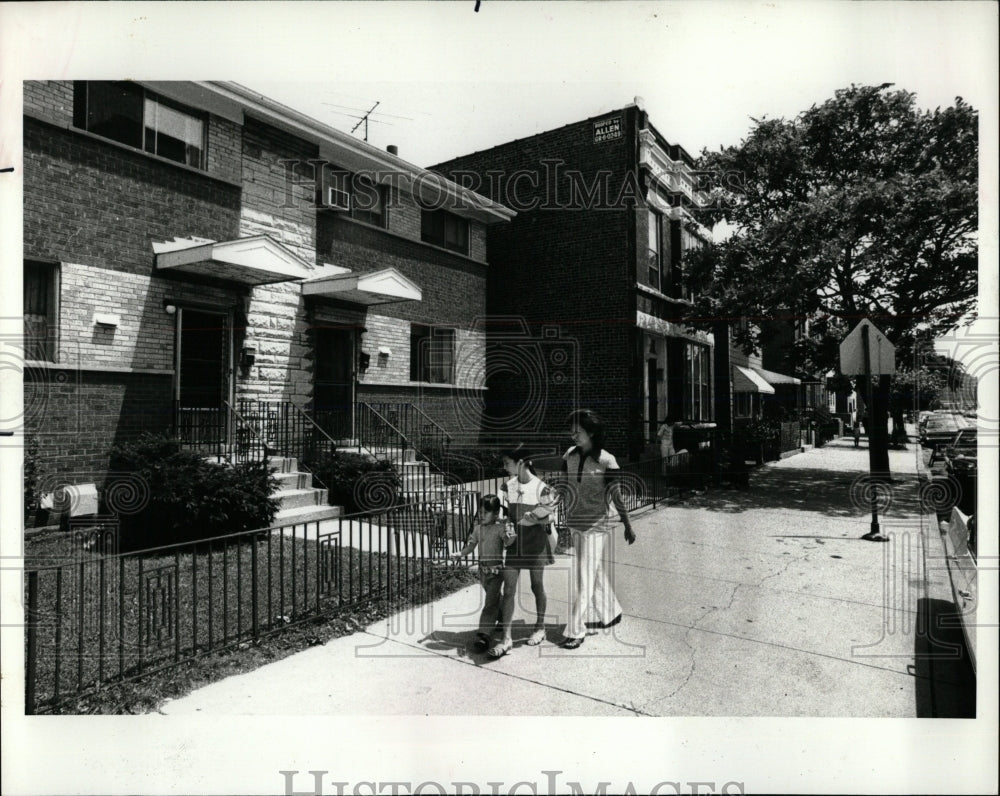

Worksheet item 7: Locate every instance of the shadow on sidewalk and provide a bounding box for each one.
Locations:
[689,467,922,518]
[418,621,560,663]
[913,597,976,718]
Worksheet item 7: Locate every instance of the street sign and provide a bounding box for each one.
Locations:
[839,320,896,375]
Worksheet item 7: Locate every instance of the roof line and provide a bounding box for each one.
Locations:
[200,81,515,222]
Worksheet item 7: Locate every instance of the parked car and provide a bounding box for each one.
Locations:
[921,413,964,450]
[942,427,978,473]
[943,427,977,515]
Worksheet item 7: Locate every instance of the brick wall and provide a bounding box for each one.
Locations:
[22,81,74,125]
[432,108,641,455]
[24,369,173,489]
[24,116,242,273]
[317,215,488,328]
[240,117,319,264]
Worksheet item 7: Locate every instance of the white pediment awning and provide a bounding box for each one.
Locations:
[301,268,422,306]
[153,235,314,285]
[734,365,775,394]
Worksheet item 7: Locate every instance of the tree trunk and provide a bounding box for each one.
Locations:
[868,375,892,478]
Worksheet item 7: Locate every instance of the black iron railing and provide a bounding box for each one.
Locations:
[360,402,452,472]
[23,496,486,714]
[172,401,267,464]
[236,400,339,482]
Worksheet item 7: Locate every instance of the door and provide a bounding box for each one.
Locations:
[647,358,659,441]
[175,308,230,445]
[314,327,355,439]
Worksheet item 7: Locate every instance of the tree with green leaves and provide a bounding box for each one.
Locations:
[687,84,977,475]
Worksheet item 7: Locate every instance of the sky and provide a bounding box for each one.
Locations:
[245,3,997,168]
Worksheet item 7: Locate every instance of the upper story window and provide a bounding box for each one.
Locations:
[24,260,58,362]
[684,342,711,422]
[324,171,388,228]
[73,81,206,169]
[350,177,386,228]
[647,210,663,291]
[678,225,701,301]
[421,208,469,255]
[410,324,455,384]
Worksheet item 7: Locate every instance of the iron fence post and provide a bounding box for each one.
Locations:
[25,570,38,715]
[251,533,259,640]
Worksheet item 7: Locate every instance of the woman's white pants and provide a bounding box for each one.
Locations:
[562,527,622,639]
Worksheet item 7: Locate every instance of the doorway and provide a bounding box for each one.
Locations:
[647,358,659,441]
[175,308,231,445]
[314,326,355,440]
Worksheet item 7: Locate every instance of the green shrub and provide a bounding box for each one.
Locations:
[305,451,400,514]
[108,433,279,551]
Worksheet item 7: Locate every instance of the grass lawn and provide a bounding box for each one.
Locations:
[25,526,476,714]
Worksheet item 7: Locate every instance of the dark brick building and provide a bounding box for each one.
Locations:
[431,100,715,460]
[22,80,512,488]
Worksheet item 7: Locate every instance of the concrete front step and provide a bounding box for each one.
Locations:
[271,504,343,527]
[273,470,312,489]
[274,486,329,511]
[267,456,298,474]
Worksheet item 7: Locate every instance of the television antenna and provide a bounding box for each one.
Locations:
[350,102,381,142]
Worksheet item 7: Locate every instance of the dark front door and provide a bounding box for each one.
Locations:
[314,327,354,439]
[176,308,230,445]
[647,358,658,440]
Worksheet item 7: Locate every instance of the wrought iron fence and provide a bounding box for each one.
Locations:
[23,497,482,715]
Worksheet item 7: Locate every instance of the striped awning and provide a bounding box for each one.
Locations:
[733,366,775,394]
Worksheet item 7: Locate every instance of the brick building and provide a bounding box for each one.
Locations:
[23,80,512,487]
[431,100,715,460]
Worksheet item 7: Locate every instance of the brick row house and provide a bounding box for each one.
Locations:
[22,81,513,501]
[430,101,716,461]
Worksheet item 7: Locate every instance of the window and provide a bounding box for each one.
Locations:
[325,170,388,227]
[74,81,206,169]
[350,177,386,227]
[421,208,469,255]
[734,392,752,418]
[684,342,711,421]
[410,324,455,384]
[678,226,700,301]
[647,210,662,291]
[24,261,58,361]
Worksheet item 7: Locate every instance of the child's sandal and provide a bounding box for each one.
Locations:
[526,628,546,646]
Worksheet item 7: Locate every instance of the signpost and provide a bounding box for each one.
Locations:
[840,320,896,543]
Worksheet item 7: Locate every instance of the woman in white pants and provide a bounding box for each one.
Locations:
[559,410,636,649]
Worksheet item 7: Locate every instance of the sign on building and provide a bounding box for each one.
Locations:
[594,116,622,143]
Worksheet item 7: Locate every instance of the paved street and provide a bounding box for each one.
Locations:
[162,436,974,717]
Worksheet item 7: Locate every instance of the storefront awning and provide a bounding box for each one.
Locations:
[153,235,314,285]
[752,366,801,386]
[301,268,422,306]
[733,366,775,394]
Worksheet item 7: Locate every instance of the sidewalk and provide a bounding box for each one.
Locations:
[161,436,974,717]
